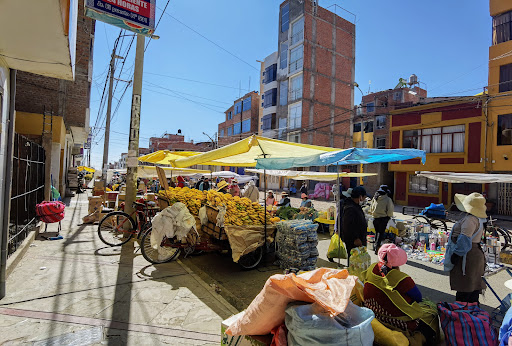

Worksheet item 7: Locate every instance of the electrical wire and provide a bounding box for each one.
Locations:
[145,72,245,91]
[158,7,259,71]
[145,0,171,52]
[143,86,226,113]
[144,81,232,105]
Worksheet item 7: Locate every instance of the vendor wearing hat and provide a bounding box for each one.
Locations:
[444,193,487,303]
[216,180,229,194]
[341,186,368,258]
[277,192,291,208]
[370,184,395,254]
[363,244,440,344]
[266,190,277,207]
[229,179,240,197]
[300,193,313,208]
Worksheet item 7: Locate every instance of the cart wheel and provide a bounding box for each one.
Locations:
[141,228,180,264]
[429,219,447,233]
[238,246,263,270]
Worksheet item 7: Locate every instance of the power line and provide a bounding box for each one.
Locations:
[144,81,232,105]
[145,72,245,91]
[145,0,171,51]
[158,7,259,71]
[143,86,226,113]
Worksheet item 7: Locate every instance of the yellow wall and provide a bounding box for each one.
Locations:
[490,0,512,16]
[352,131,373,148]
[15,111,66,146]
[389,109,486,173]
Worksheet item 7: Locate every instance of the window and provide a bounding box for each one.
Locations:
[376,115,386,129]
[262,114,276,130]
[281,3,289,32]
[278,117,287,140]
[263,64,277,84]
[227,126,232,136]
[227,111,232,120]
[500,63,512,93]
[242,119,251,133]
[242,97,252,111]
[289,74,303,102]
[493,11,512,45]
[403,125,465,153]
[234,101,242,114]
[220,129,224,138]
[354,141,367,148]
[263,88,277,108]
[279,81,288,106]
[393,91,402,101]
[375,137,386,149]
[409,176,439,195]
[289,45,303,74]
[353,122,361,132]
[366,102,375,113]
[280,43,288,69]
[289,102,302,129]
[364,121,373,133]
[498,114,512,145]
[288,132,301,143]
[291,17,304,46]
[233,122,241,135]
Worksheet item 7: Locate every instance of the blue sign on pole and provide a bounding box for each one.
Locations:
[85,0,155,36]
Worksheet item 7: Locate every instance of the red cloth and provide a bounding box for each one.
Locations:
[177,176,185,188]
[36,201,65,223]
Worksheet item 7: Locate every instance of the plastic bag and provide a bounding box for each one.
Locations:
[327,233,347,259]
[348,247,371,281]
[386,219,398,236]
[198,206,208,226]
[367,218,375,234]
[285,301,375,346]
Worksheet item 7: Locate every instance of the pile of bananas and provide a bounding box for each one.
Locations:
[159,187,206,216]
[206,190,272,226]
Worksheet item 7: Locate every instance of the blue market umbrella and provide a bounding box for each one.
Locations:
[255,148,426,170]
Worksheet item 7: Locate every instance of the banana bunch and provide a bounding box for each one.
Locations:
[159,187,206,216]
[206,190,273,226]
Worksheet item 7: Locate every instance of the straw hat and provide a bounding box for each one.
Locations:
[342,188,353,198]
[454,193,487,219]
[281,191,289,196]
[378,244,407,267]
[217,180,228,191]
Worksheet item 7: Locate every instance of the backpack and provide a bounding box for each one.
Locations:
[36,201,66,223]
[438,301,498,345]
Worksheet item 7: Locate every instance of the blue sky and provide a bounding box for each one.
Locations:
[88,0,490,168]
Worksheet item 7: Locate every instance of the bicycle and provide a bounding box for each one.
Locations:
[97,201,159,247]
[484,216,511,251]
[412,214,448,233]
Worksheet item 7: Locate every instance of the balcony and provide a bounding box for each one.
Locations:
[291,30,304,46]
[0,0,78,80]
[289,58,303,74]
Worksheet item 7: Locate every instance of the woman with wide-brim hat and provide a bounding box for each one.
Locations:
[216,180,229,194]
[444,192,487,303]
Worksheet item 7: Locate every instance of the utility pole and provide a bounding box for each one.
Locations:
[124,34,145,219]
[102,50,123,181]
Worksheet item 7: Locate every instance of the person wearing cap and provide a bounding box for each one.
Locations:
[277,192,291,208]
[266,191,277,207]
[333,188,352,235]
[444,193,487,303]
[363,244,440,344]
[370,184,395,254]
[216,180,229,194]
[341,186,368,256]
[300,193,313,208]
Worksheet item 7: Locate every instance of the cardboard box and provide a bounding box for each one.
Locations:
[94,179,105,190]
[88,196,104,214]
[221,312,266,346]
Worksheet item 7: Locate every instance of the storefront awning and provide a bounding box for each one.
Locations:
[416,171,512,184]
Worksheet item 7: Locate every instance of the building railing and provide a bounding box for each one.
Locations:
[291,30,304,46]
[289,89,303,102]
[289,58,303,74]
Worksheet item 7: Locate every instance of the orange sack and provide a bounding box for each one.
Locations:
[226,267,357,336]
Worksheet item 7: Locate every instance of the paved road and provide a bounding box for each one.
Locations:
[0,192,236,345]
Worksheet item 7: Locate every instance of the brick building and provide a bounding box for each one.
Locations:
[218,91,260,146]
[13,0,95,195]
[260,0,355,148]
[149,132,211,152]
[352,78,427,194]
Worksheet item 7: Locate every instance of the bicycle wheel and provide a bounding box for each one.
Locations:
[488,226,511,251]
[238,246,263,270]
[429,219,447,233]
[141,228,180,264]
[98,211,136,246]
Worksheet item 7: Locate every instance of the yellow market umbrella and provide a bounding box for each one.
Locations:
[77,166,95,173]
[137,166,210,178]
[138,150,200,165]
[172,135,341,168]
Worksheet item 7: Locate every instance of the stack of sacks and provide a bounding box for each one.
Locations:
[276,220,319,271]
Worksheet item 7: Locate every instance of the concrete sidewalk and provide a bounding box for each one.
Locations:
[0,191,237,345]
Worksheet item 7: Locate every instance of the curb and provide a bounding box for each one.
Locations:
[176,259,240,315]
[6,221,41,278]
